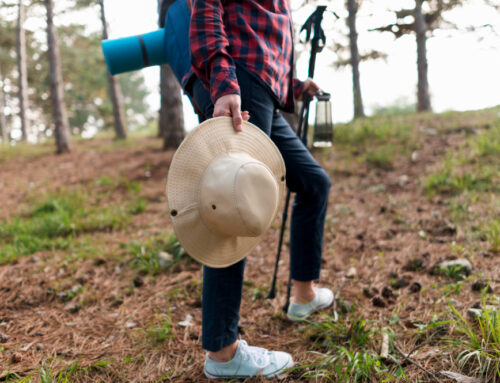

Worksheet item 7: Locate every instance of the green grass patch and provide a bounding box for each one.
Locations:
[144,313,173,345]
[425,156,497,197]
[0,185,146,263]
[2,359,113,383]
[0,141,53,163]
[125,234,188,275]
[296,315,402,381]
[447,299,500,381]
[482,218,500,253]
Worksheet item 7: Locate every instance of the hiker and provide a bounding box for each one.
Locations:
[188,0,333,379]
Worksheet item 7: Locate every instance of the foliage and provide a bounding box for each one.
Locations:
[126,234,188,275]
[448,300,500,381]
[0,1,150,142]
[297,315,401,381]
[0,183,148,263]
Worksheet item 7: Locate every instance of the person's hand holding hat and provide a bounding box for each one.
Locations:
[213,94,250,132]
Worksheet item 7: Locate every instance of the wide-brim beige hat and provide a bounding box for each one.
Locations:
[166,117,286,268]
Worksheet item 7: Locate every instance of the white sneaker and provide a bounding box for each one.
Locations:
[287,287,334,321]
[204,340,293,379]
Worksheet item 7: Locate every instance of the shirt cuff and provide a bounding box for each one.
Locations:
[210,56,240,103]
[293,78,306,100]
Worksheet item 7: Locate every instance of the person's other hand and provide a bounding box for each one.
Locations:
[213,94,250,132]
[297,78,320,101]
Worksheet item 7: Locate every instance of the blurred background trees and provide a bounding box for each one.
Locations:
[0,0,498,151]
[0,0,149,151]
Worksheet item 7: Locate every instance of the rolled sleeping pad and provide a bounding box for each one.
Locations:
[101,29,167,75]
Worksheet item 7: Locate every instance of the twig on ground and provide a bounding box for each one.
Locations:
[380,330,390,359]
[394,343,442,383]
[331,277,346,322]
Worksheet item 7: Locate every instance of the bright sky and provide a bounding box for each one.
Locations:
[80,0,500,129]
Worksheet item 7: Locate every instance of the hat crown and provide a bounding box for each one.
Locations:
[200,152,279,238]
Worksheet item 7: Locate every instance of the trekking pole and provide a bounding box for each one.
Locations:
[266,6,328,310]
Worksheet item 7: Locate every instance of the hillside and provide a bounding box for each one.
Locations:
[1,108,499,382]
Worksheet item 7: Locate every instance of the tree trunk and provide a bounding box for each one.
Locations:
[17,0,29,141]
[347,0,365,118]
[160,64,185,149]
[0,70,9,143]
[45,0,70,153]
[158,0,184,149]
[99,0,127,140]
[415,0,432,112]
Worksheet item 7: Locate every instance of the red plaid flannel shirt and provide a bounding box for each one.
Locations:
[189,0,304,112]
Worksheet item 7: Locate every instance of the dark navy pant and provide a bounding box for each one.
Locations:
[192,67,331,352]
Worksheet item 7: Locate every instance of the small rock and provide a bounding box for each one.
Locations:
[382,287,395,299]
[114,265,123,275]
[471,280,493,293]
[346,267,357,278]
[11,352,22,363]
[29,256,40,263]
[133,276,144,288]
[467,304,498,319]
[125,321,137,328]
[0,332,10,343]
[372,296,387,308]
[438,259,473,277]
[409,282,422,293]
[398,174,409,187]
[158,252,174,270]
[178,314,194,328]
[411,151,419,162]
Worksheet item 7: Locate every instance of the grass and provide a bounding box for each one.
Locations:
[0,180,148,263]
[0,141,53,163]
[145,313,173,345]
[125,233,188,274]
[3,359,113,383]
[298,315,401,381]
[483,218,500,253]
[448,299,500,381]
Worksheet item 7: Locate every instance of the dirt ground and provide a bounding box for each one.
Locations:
[0,118,498,382]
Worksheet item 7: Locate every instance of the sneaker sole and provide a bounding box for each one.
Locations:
[204,357,294,380]
[286,297,335,322]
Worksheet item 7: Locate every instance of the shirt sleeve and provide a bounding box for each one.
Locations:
[190,0,240,104]
[292,78,306,100]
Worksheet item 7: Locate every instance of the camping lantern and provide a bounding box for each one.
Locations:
[313,91,333,148]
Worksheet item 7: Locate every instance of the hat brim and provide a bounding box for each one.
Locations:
[166,117,286,268]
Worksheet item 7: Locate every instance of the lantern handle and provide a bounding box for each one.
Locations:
[315,91,331,101]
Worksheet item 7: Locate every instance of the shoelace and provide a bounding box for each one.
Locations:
[238,340,270,369]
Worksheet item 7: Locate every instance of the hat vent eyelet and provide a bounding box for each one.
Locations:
[171,209,178,217]
[212,205,216,210]
[281,176,285,182]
